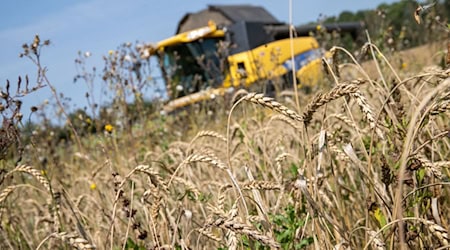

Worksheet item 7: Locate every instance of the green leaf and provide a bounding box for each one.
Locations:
[124,238,146,250]
[290,163,298,177]
[417,168,426,183]
[296,237,314,249]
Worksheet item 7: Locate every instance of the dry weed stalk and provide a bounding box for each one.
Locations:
[109,171,148,245]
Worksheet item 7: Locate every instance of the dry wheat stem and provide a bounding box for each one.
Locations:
[363,39,388,92]
[365,42,402,84]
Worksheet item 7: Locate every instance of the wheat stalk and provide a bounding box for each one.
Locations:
[208,215,280,248]
[242,92,304,122]
[217,184,232,210]
[197,227,222,242]
[241,181,282,191]
[7,165,50,192]
[327,113,367,133]
[269,115,301,131]
[429,95,450,116]
[424,220,449,246]
[134,165,169,193]
[37,231,96,250]
[184,153,228,170]
[367,230,386,250]
[172,176,201,198]
[190,130,227,144]
[415,155,448,179]
[0,185,17,203]
[302,84,359,125]
[351,90,385,139]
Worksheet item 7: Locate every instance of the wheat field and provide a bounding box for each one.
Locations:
[1,38,449,250]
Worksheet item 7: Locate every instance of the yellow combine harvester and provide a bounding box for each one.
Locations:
[148,5,362,113]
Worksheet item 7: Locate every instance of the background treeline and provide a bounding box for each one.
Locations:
[319,0,449,51]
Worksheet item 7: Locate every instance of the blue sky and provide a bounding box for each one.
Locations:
[0,0,398,119]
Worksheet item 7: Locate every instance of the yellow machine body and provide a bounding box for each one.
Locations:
[146,3,356,114]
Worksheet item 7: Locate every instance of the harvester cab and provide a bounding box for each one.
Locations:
[147,5,363,113]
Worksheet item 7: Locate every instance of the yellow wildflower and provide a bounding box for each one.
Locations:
[401,62,407,70]
[104,124,114,133]
[90,183,97,190]
[316,25,322,31]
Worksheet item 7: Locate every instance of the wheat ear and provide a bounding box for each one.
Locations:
[302,84,359,125]
[37,231,96,250]
[7,165,50,192]
[208,215,280,248]
[242,93,303,122]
